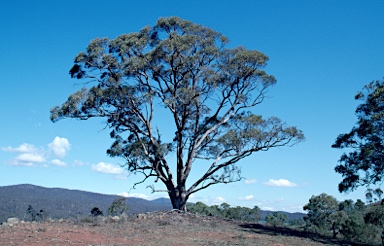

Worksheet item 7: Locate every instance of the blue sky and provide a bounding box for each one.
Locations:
[1,0,384,213]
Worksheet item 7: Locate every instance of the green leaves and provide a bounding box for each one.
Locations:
[215,113,304,156]
[50,88,89,121]
[265,212,288,227]
[187,201,261,222]
[51,17,304,209]
[304,193,346,237]
[332,79,384,192]
[303,193,384,244]
[107,197,129,216]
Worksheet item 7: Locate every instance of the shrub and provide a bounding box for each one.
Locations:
[108,197,129,216]
[91,207,103,217]
[265,212,288,227]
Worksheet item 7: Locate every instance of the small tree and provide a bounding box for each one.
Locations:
[36,209,45,221]
[91,207,103,217]
[265,212,288,227]
[51,17,304,211]
[108,197,129,216]
[187,202,260,222]
[289,218,305,227]
[250,205,261,222]
[187,201,210,215]
[24,205,45,222]
[304,194,380,243]
[219,203,231,211]
[341,211,374,243]
[303,193,339,235]
[223,206,260,221]
[328,210,348,238]
[24,205,36,222]
[223,206,243,220]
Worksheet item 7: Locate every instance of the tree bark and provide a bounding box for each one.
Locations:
[169,185,188,211]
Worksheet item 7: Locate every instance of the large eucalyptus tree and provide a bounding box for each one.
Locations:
[51,17,304,210]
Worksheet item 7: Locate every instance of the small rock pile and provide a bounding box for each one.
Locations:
[134,209,224,225]
[1,217,20,227]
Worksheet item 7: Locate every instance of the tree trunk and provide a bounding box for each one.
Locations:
[332,223,338,239]
[169,185,188,211]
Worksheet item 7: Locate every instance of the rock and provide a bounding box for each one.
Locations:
[136,214,146,220]
[111,216,120,221]
[7,218,19,224]
[1,217,20,227]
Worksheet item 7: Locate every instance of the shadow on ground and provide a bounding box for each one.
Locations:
[239,223,373,246]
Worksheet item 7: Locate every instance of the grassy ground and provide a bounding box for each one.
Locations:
[0,210,371,246]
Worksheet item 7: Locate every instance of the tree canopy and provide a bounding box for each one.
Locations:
[187,201,260,222]
[265,212,288,227]
[108,197,129,216]
[303,193,380,244]
[332,80,384,193]
[303,193,339,234]
[51,17,304,210]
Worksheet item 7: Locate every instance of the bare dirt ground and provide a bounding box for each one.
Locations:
[0,210,350,246]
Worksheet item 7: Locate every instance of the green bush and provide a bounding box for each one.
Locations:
[108,197,129,216]
[265,212,288,227]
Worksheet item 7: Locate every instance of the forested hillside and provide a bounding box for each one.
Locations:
[0,184,305,223]
[0,184,171,222]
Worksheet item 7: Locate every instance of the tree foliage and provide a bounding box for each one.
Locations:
[51,17,304,210]
[303,193,381,244]
[303,193,339,235]
[91,207,103,217]
[332,80,384,193]
[187,201,260,222]
[265,212,288,227]
[24,205,45,222]
[365,205,384,228]
[365,187,383,204]
[108,197,129,216]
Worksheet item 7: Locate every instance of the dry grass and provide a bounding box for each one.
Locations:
[0,210,356,245]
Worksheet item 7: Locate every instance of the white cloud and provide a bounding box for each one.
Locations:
[119,192,151,200]
[113,174,128,180]
[246,195,253,200]
[253,198,305,213]
[119,192,168,200]
[6,160,35,167]
[51,159,67,167]
[91,162,124,175]
[15,153,46,163]
[2,143,46,166]
[48,137,70,158]
[216,196,225,202]
[194,196,227,206]
[262,206,274,211]
[208,196,226,205]
[186,193,202,203]
[2,143,38,153]
[2,139,72,167]
[73,160,87,166]
[245,179,257,184]
[119,192,130,197]
[238,195,254,201]
[263,179,298,187]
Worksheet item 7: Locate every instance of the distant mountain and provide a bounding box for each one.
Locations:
[0,184,172,223]
[0,184,305,223]
[151,197,172,204]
